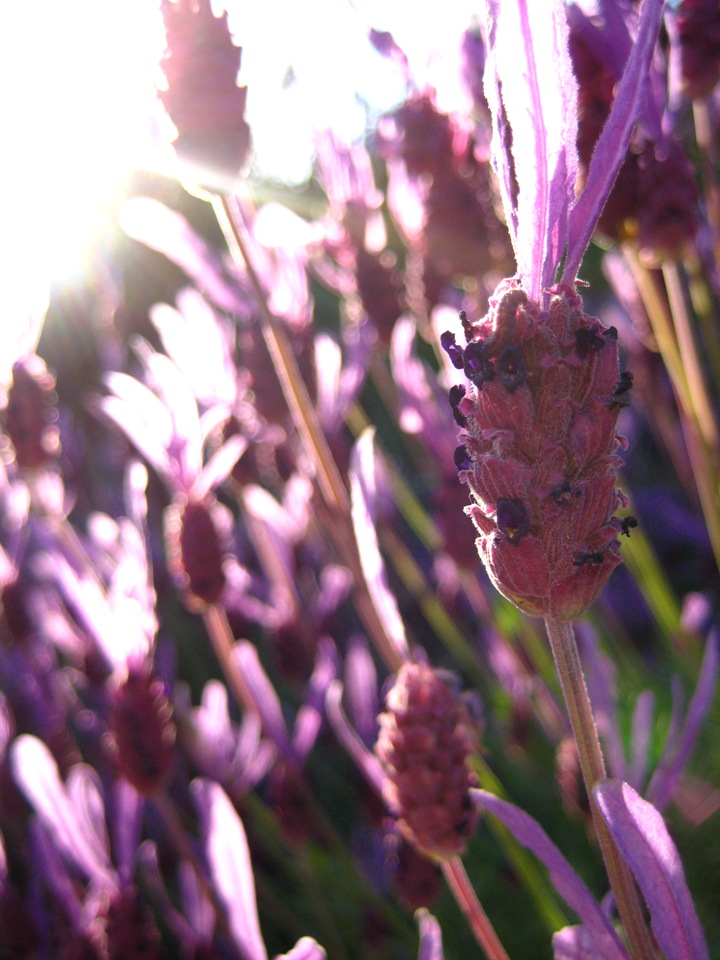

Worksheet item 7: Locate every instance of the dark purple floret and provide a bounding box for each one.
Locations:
[620,516,638,537]
[496,346,527,392]
[603,326,618,341]
[449,384,466,408]
[575,326,606,359]
[459,309,475,342]
[612,371,634,396]
[454,445,472,471]
[463,341,494,388]
[441,331,465,369]
[550,479,573,505]
[573,551,604,567]
[496,498,529,545]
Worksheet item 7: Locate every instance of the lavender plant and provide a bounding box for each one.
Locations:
[0,1,718,959]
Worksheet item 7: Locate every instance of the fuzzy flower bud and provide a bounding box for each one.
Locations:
[2,357,60,469]
[447,280,629,621]
[107,660,177,795]
[375,662,478,860]
[677,0,720,100]
[159,0,250,180]
[165,497,227,607]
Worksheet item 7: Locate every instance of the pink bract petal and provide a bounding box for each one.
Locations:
[484,0,578,302]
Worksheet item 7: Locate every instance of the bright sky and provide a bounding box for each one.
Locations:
[0,0,478,354]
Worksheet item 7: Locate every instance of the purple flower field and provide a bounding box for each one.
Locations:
[1,1,720,958]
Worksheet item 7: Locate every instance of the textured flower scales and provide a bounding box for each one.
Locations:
[376,662,478,860]
[448,280,629,621]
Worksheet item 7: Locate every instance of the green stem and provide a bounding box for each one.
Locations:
[442,857,512,960]
[544,618,656,960]
[212,193,404,673]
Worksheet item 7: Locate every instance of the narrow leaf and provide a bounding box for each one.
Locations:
[648,631,719,812]
[472,790,630,960]
[594,780,708,960]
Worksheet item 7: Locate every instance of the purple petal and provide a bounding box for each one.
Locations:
[484,0,578,301]
[594,780,709,960]
[628,691,655,792]
[417,909,444,960]
[179,860,216,943]
[275,937,327,960]
[111,777,144,886]
[10,736,115,888]
[292,639,338,765]
[192,434,247,501]
[325,681,388,801]
[472,790,630,960]
[564,0,664,285]
[647,632,719,812]
[233,642,291,758]
[554,925,606,960]
[120,198,250,316]
[312,565,353,623]
[191,778,268,960]
[65,765,111,867]
[349,429,409,663]
[343,635,379,749]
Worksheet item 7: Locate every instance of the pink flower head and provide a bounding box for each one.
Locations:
[442,0,663,620]
[159,0,251,183]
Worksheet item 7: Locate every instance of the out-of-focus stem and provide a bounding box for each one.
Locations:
[203,602,257,717]
[443,857,512,960]
[662,259,719,454]
[693,99,720,259]
[213,192,404,672]
[544,618,655,960]
[623,243,720,574]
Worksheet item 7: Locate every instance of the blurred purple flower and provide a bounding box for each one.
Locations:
[191,778,326,960]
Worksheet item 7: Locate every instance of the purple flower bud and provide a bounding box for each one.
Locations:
[440,332,465,370]
[108,660,177,796]
[376,663,479,860]
[166,498,227,607]
[3,357,60,469]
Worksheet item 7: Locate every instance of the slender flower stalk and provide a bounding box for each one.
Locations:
[440,2,665,956]
[442,858,511,960]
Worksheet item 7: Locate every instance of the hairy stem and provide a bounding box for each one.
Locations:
[544,618,656,960]
[443,857,512,960]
